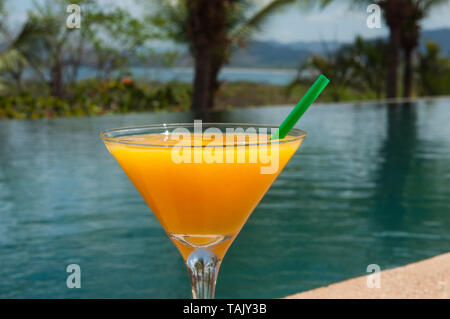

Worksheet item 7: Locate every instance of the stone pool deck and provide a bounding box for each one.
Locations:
[286,252,450,299]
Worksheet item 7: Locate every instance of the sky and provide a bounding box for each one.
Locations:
[6,0,450,43]
[255,1,450,43]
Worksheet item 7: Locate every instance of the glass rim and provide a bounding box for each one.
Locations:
[99,123,307,148]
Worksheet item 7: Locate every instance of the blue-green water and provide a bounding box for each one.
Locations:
[1,99,449,298]
[76,66,297,85]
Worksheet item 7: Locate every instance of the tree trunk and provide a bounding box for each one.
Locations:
[186,0,229,116]
[403,47,414,98]
[386,25,400,99]
[399,0,420,99]
[375,87,382,100]
[50,58,64,98]
[10,70,23,91]
[192,48,215,114]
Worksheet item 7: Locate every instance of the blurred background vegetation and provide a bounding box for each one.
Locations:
[0,0,449,119]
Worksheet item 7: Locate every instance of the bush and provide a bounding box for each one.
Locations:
[417,42,450,96]
[0,94,70,119]
[0,79,191,119]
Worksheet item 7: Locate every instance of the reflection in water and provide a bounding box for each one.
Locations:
[369,102,449,265]
[1,100,450,298]
[373,102,418,229]
[191,109,232,123]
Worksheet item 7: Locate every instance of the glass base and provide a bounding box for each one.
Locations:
[170,233,233,299]
[186,249,221,299]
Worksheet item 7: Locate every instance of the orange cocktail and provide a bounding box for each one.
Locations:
[101,123,306,298]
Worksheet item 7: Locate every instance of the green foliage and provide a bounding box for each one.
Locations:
[215,81,375,108]
[0,0,175,96]
[288,37,383,102]
[347,37,387,98]
[0,79,191,119]
[417,41,450,96]
[287,36,389,101]
[0,49,28,92]
[2,0,450,121]
[289,36,450,101]
[0,94,70,119]
[71,79,185,112]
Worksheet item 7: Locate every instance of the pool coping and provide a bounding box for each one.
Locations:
[285,252,450,299]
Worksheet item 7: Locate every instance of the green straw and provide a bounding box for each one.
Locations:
[270,74,330,140]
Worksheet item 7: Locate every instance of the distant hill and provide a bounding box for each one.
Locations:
[8,27,443,70]
[280,40,342,54]
[420,28,450,55]
[229,41,310,68]
[226,40,341,68]
[84,27,450,69]
[226,28,450,68]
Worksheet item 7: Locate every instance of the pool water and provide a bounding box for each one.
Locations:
[0,99,449,298]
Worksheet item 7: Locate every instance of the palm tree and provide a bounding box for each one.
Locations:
[351,1,414,98]
[352,37,387,99]
[353,0,449,99]
[279,0,408,100]
[400,3,420,98]
[0,2,57,93]
[288,36,387,101]
[289,45,359,102]
[417,41,450,96]
[0,49,28,92]
[378,0,410,99]
[185,0,232,114]
[152,0,329,114]
[0,0,90,98]
[2,0,151,99]
[400,0,449,98]
[353,0,410,99]
[21,0,113,98]
[0,1,30,91]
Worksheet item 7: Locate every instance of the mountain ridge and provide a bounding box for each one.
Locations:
[227,28,450,69]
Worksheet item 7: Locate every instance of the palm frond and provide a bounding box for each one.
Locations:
[0,48,27,72]
[0,48,28,92]
[421,0,450,15]
[231,0,333,42]
[231,0,297,41]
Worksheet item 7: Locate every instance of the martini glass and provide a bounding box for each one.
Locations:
[100,123,306,298]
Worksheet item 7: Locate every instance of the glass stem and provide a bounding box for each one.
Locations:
[186,248,221,299]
